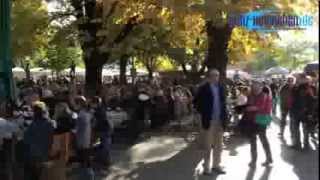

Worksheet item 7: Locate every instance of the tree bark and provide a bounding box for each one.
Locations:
[120,55,128,85]
[147,68,153,81]
[206,22,233,79]
[24,66,31,81]
[85,60,103,96]
[70,0,144,94]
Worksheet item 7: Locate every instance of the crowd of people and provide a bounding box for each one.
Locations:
[193,69,318,175]
[0,76,196,179]
[0,69,318,179]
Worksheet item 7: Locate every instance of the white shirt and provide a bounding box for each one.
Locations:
[75,109,93,149]
[236,94,248,106]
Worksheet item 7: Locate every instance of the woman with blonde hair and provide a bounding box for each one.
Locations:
[242,80,273,167]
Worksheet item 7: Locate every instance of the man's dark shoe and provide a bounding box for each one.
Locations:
[248,161,256,168]
[303,144,311,151]
[212,167,226,174]
[203,171,212,176]
[289,144,302,151]
[262,159,273,167]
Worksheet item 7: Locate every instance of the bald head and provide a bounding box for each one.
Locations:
[207,69,220,84]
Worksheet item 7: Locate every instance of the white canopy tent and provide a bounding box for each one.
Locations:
[12,67,26,79]
[227,69,251,79]
[102,68,149,77]
[265,67,289,76]
[63,67,85,76]
[29,68,52,79]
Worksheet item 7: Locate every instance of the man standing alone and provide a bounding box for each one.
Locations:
[194,69,227,175]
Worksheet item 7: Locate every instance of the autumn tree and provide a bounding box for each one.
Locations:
[166,11,207,82]
[162,0,318,78]
[61,0,165,94]
[133,23,170,80]
[47,0,318,91]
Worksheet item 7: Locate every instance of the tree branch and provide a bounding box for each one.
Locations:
[113,15,140,44]
[49,11,76,23]
[105,1,119,20]
[70,0,84,19]
[181,63,189,76]
[199,62,206,74]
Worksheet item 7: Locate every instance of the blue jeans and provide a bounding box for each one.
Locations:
[272,98,278,115]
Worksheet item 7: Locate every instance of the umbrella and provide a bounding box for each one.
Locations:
[304,61,319,73]
[265,67,289,75]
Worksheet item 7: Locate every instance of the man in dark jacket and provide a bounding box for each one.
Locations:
[290,75,317,150]
[270,78,280,116]
[90,96,113,168]
[279,76,296,137]
[24,101,54,180]
[194,69,227,175]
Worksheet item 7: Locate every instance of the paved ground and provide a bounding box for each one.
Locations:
[87,115,319,180]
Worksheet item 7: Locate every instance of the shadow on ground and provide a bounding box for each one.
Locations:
[280,143,319,180]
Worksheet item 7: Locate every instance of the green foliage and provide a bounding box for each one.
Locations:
[274,41,317,70]
[228,28,278,65]
[246,52,278,72]
[11,0,49,64]
[45,0,318,77]
[46,45,82,72]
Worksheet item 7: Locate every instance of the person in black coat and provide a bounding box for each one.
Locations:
[90,96,113,168]
[150,90,169,129]
[53,102,76,134]
[193,69,228,175]
[290,76,317,150]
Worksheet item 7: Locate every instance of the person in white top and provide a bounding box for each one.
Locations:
[236,88,249,106]
[74,96,93,167]
[233,87,250,124]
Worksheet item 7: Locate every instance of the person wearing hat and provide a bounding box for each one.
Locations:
[24,101,55,180]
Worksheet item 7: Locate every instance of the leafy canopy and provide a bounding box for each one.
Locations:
[11,0,49,63]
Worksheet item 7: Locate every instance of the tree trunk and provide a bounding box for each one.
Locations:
[119,55,128,85]
[206,22,233,79]
[85,60,103,96]
[71,0,139,95]
[24,64,31,81]
[147,68,153,81]
[181,62,205,83]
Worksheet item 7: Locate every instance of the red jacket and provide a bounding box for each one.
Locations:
[245,92,272,123]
